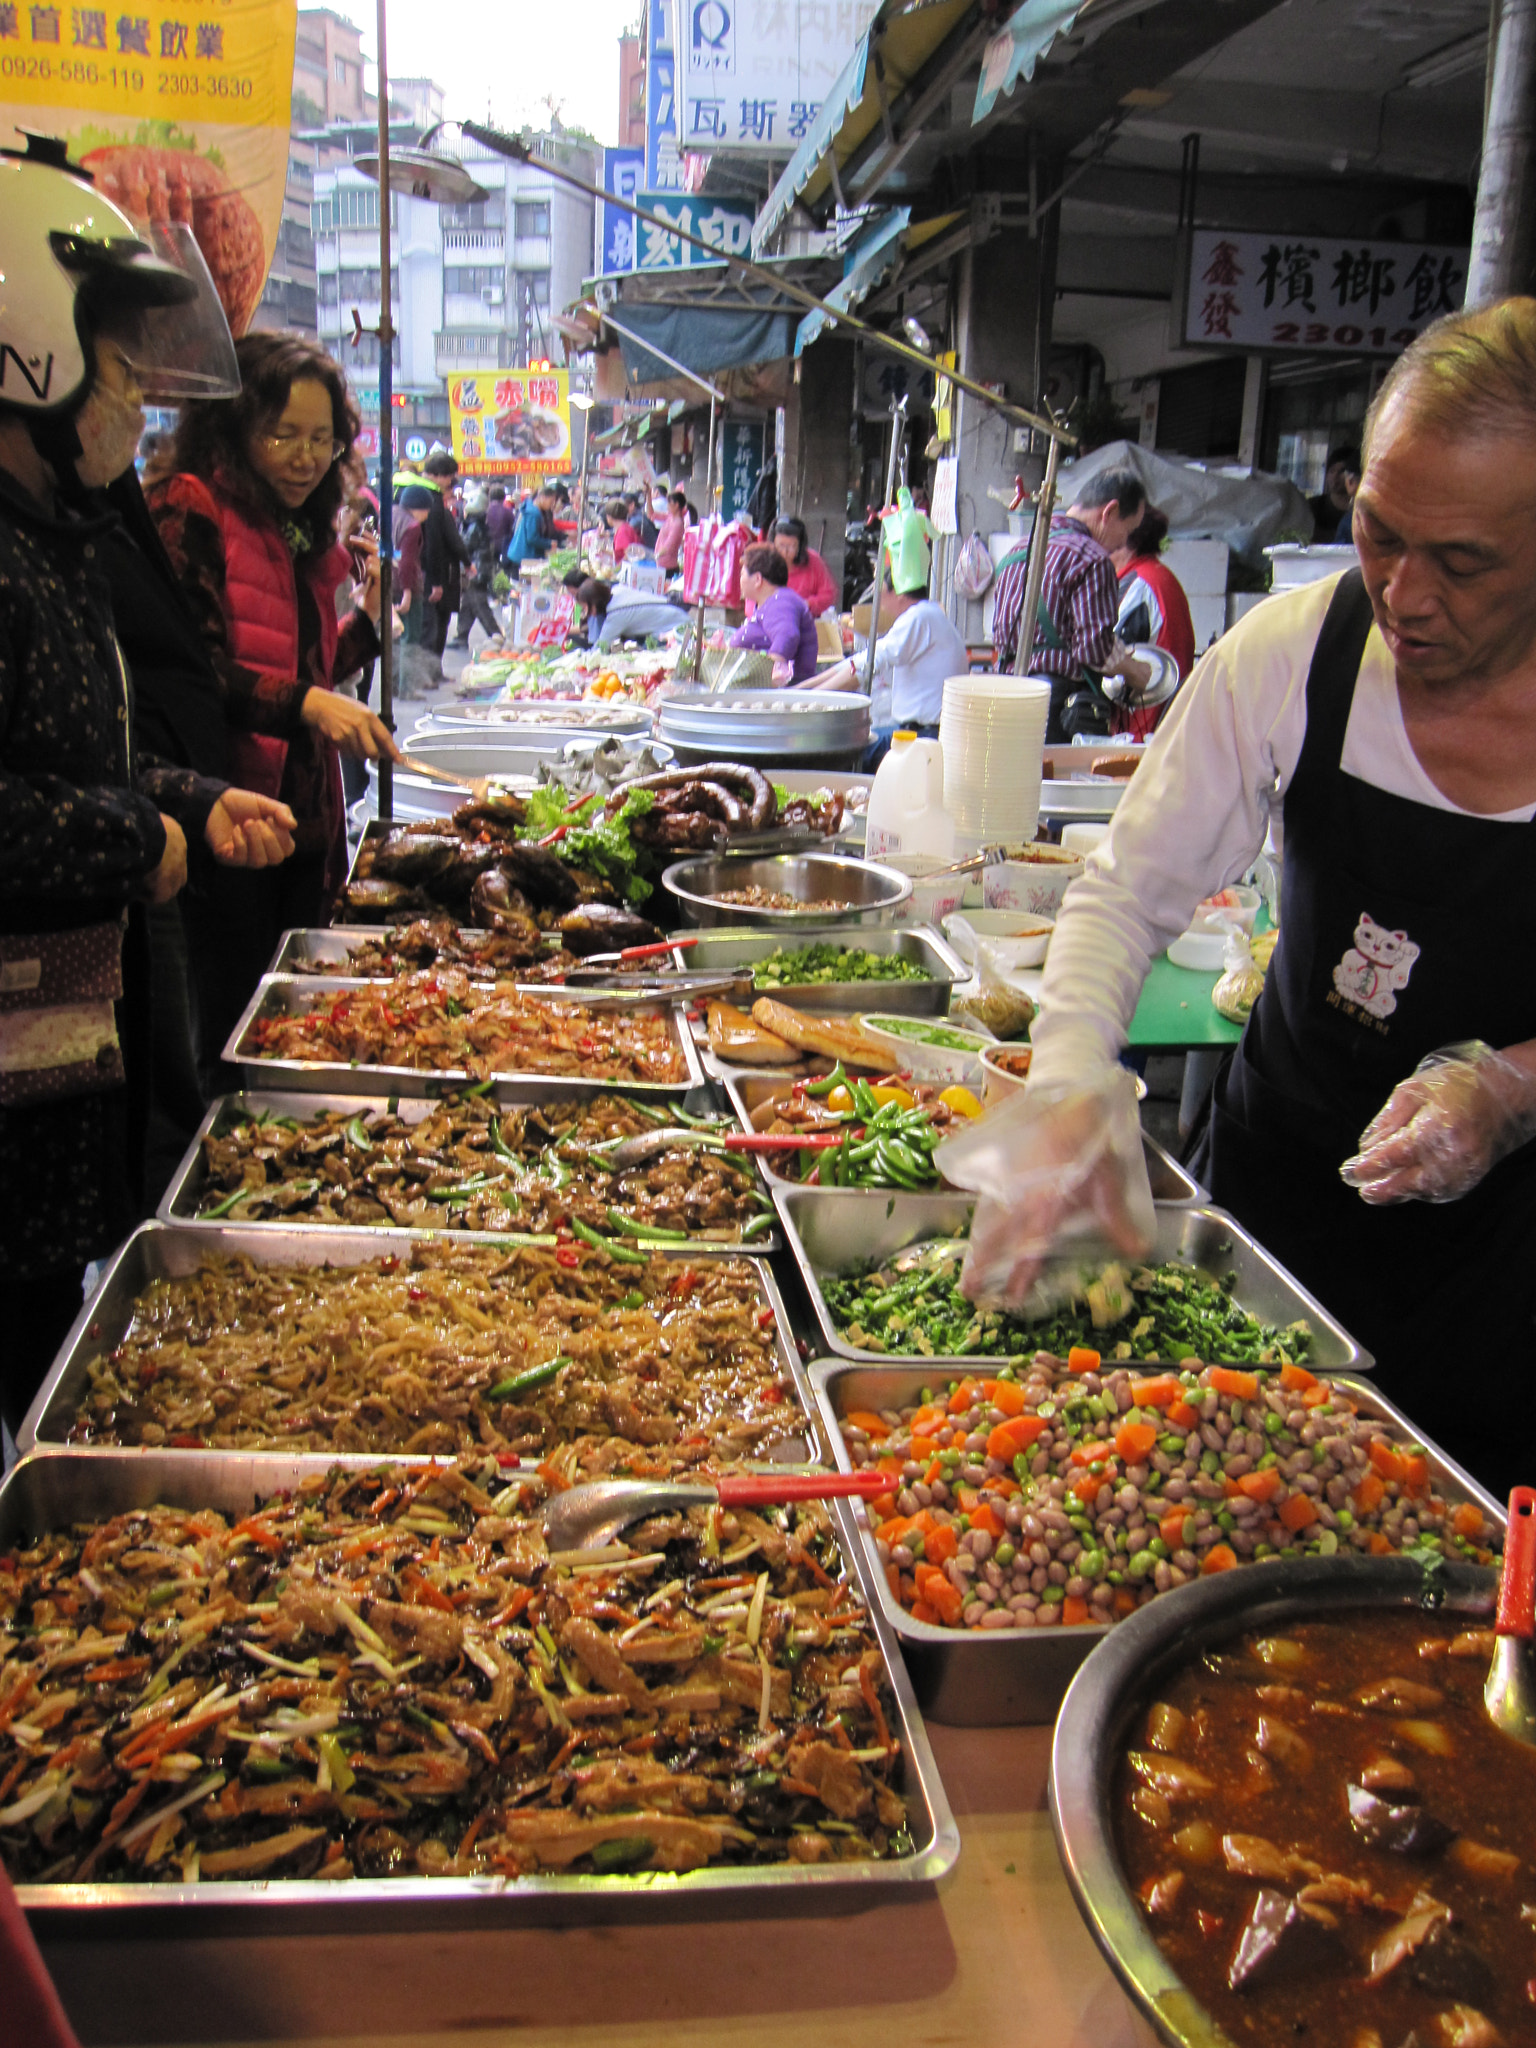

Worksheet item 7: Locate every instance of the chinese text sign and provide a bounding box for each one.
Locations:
[632,190,754,271]
[1185,228,1467,356]
[449,368,571,478]
[719,417,763,523]
[677,0,877,153]
[601,145,643,275]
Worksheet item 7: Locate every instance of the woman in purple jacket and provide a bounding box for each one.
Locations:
[731,543,819,682]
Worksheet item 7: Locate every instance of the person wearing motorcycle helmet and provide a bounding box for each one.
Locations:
[0,136,296,1437]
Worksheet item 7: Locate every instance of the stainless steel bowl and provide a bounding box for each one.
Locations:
[1049,1554,1500,2048]
[663,853,914,928]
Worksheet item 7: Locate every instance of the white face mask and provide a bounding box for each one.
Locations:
[74,376,146,489]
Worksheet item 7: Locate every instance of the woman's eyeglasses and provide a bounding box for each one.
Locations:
[261,430,345,465]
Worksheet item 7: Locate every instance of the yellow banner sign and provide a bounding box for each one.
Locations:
[0,0,298,334]
[449,368,571,478]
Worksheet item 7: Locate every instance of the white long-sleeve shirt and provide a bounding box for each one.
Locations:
[1029,572,1536,1090]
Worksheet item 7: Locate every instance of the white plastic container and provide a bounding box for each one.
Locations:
[864,732,956,863]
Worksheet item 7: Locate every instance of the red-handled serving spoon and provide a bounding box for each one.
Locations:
[1485,1486,1536,1744]
[541,1470,890,1553]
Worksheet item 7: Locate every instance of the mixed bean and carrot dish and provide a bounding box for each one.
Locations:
[0,1464,910,1887]
[838,1354,1499,1632]
[1116,1607,1536,2046]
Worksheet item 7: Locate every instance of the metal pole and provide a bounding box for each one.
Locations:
[573,410,591,569]
[1010,431,1062,678]
[862,394,907,697]
[1469,0,1536,300]
[692,393,717,685]
[374,0,395,822]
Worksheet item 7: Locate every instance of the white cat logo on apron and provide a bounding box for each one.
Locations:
[1331,912,1420,1022]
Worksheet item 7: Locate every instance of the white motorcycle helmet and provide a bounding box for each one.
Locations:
[0,131,239,423]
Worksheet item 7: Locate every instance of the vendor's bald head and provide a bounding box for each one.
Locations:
[1353,296,1536,689]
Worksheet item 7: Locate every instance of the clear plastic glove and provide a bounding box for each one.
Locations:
[932,1067,1156,1311]
[1339,1041,1536,1205]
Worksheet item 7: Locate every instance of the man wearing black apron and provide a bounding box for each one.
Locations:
[943,296,1536,1501]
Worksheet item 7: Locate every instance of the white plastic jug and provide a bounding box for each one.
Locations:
[865,732,956,863]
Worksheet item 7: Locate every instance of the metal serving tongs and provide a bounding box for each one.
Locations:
[541,1470,892,1553]
[1485,1486,1536,1744]
[910,844,1008,886]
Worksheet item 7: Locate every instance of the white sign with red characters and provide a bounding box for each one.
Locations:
[1184,229,1467,357]
[448,368,571,476]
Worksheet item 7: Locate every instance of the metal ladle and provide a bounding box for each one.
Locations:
[1485,1486,1536,1744]
[541,1470,892,1554]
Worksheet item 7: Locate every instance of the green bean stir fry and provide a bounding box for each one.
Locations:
[751,944,932,989]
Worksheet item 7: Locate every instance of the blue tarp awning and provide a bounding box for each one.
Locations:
[794,207,910,354]
[973,0,1101,123]
[611,304,797,386]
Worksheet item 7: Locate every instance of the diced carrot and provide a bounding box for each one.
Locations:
[871,1493,898,1520]
[877,1515,918,1547]
[909,1600,939,1625]
[1160,1508,1193,1550]
[924,1523,959,1565]
[1062,1595,1092,1626]
[1279,1361,1318,1391]
[911,1509,938,1535]
[1238,1469,1283,1503]
[1072,1469,1106,1504]
[1453,1501,1485,1539]
[1201,1544,1238,1574]
[913,1563,944,1603]
[924,1459,943,1486]
[1400,1453,1430,1498]
[1113,1588,1138,1617]
[1277,1492,1318,1532]
[909,1432,941,1461]
[947,1378,984,1415]
[1367,1532,1395,1555]
[885,1562,902,1600]
[1167,1401,1200,1430]
[845,1410,892,1439]
[1206,1367,1260,1401]
[1067,1346,1101,1375]
[232,1515,284,1554]
[911,1404,947,1434]
[1130,1375,1183,1409]
[1071,1442,1113,1467]
[1301,1385,1332,1408]
[984,1378,1027,1416]
[1369,1440,1406,1483]
[1352,1471,1386,1514]
[1114,1419,1158,1464]
[928,1579,964,1625]
[954,1486,980,1513]
[969,1503,1006,1539]
[986,1415,1049,1463]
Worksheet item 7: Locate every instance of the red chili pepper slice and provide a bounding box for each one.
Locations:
[556,1245,580,1268]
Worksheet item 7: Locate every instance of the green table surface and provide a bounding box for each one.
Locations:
[1128,952,1244,1050]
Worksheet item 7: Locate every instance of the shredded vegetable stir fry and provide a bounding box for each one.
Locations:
[243,973,687,1084]
[192,1093,771,1243]
[66,1245,794,1459]
[0,1465,910,1886]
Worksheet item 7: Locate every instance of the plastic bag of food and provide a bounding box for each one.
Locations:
[952,529,995,602]
[1212,929,1266,1024]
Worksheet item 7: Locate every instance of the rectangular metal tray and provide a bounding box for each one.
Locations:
[19,1222,815,1460]
[775,1190,1372,1373]
[156,1089,779,1256]
[1,1446,958,1917]
[223,975,706,1100]
[676,924,964,1016]
[720,1068,1201,1202]
[808,1359,1503,1725]
[268,927,681,980]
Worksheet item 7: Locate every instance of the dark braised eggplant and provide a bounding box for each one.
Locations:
[344,877,436,915]
[470,869,543,940]
[370,828,462,884]
[556,904,665,956]
[496,841,583,912]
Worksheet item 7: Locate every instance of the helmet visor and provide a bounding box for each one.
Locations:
[124,221,241,401]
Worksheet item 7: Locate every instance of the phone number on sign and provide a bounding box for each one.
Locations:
[1270,320,1421,349]
[0,54,254,94]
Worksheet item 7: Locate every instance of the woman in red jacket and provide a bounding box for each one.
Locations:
[772,516,838,617]
[150,334,400,1068]
[1109,504,1196,740]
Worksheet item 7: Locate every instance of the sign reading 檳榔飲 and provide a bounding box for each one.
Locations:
[1183,229,1467,356]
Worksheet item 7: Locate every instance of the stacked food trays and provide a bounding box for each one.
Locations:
[677,924,966,1017]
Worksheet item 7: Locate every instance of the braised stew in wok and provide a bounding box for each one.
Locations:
[1115,1606,1536,2046]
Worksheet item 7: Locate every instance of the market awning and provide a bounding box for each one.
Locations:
[591,400,686,452]
[753,0,980,252]
[972,0,1108,123]
[609,304,798,388]
[793,207,909,354]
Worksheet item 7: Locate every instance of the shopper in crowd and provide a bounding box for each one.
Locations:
[567,573,690,648]
[150,333,398,1076]
[1308,443,1360,542]
[420,449,468,660]
[655,487,689,573]
[813,574,968,765]
[0,147,298,1435]
[628,490,659,550]
[506,480,559,569]
[603,495,640,562]
[955,298,1536,1496]
[136,426,175,488]
[451,483,502,650]
[1109,503,1196,739]
[771,516,838,617]
[394,484,437,696]
[1331,454,1363,542]
[485,481,513,554]
[732,542,819,682]
[990,468,1152,740]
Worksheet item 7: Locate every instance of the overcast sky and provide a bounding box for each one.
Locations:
[327,0,641,146]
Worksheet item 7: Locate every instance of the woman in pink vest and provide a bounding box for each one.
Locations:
[150,336,397,1065]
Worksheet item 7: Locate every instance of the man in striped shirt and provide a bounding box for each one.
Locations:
[992,467,1152,738]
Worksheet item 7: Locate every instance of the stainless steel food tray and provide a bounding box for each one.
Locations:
[811,1359,1501,1725]
[775,1191,1372,1374]
[18,1222,813,1459]
[2,1447,958,1917]
[223,975,706,1100]
[722,1069,1201,1202]
[675,924,964,1016]
[270,927,690,980]
[157,1089,779,1256]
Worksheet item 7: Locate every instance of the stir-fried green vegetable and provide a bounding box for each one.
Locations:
[751,943,932,989]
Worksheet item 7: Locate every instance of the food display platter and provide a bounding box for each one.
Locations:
[809,1361,1503,1725]
[0,1447,959,1917]
[419,704,655,736]
[157,1090,780,1256]
[721,1070,1202,1201]
[223,976,706,1100]
[663,854,912,929]
[773,1191,1373,1374]
[676,924,965,1016]
[265,928,691,981]
[655,690,871,761]
[18,1223,812,1458]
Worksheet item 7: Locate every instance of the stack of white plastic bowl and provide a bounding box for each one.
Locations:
[939,674,1051,848]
